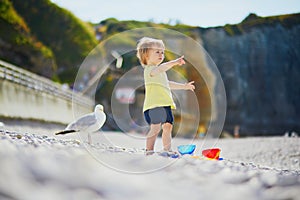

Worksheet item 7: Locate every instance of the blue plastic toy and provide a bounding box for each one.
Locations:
[177,144,196,155]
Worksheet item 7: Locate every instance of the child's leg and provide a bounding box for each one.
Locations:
[146,123,161,151]
[162,123,173,151]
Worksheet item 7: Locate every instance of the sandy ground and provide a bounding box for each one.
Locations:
[0,120,299,200]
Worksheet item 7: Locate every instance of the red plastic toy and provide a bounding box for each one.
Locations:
[202,148,221,160]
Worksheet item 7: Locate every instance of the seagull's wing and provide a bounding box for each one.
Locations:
[97,112,106,129]
[66,113,97,131]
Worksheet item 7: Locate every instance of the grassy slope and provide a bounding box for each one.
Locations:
[0,0,56,78]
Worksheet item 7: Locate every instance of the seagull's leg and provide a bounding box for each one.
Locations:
[88,133,92,145]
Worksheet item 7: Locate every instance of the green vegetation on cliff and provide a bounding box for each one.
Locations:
[96,18,198,41]
[10,0,98,82]
[0,0,55,78]
[224,13,300,36]
[0,0,98,82]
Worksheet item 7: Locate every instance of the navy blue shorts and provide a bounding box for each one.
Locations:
[144,106,174,125]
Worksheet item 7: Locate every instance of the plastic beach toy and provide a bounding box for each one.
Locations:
[202,148,221,160]
[177,144,196,155]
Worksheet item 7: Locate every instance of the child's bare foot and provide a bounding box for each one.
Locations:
[145,150,155,156]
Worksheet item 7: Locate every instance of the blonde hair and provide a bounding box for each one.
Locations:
[136,37,165,66]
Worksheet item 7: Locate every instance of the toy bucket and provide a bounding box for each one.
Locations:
[202,148,221,160]
[177,144,196,155]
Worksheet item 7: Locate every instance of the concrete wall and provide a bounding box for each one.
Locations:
[0,60,94,124]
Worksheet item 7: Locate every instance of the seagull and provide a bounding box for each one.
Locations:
[55,104,106,144]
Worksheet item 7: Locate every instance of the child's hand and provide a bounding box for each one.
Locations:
[185,81,195,91]
[176,56,185,66]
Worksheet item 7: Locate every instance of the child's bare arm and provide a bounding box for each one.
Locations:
[150,56,185,76]
[169,81,195,91]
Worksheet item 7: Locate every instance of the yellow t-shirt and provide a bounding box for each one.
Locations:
[143,65,176,112]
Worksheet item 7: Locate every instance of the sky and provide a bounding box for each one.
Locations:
[50,0,300,27]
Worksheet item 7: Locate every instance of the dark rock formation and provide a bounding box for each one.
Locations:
[199,14,300,135]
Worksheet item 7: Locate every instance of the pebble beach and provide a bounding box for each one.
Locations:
[0,121,299,200]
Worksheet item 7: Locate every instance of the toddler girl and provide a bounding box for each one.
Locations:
[136,37,195,155]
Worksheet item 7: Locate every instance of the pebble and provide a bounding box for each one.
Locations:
[259,171,279,187]
[0,129,299,200]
